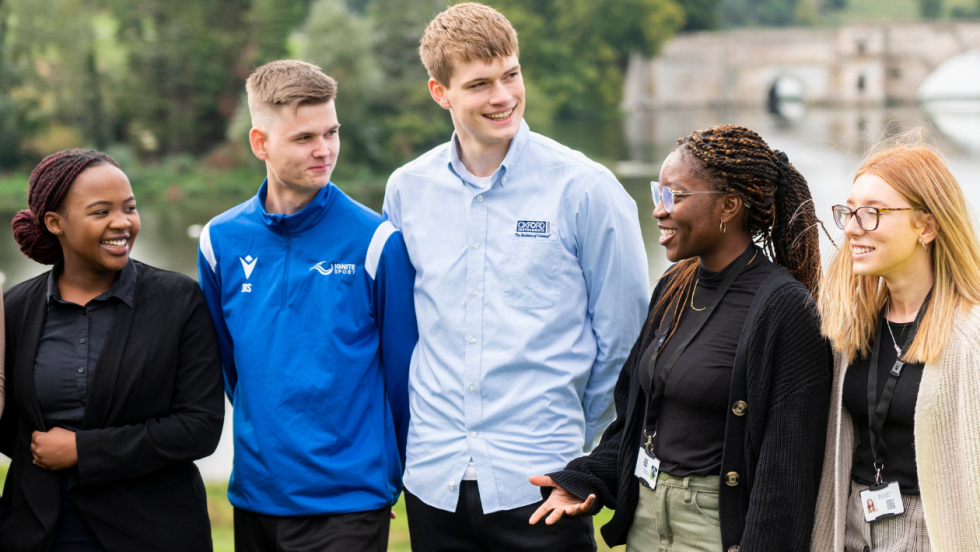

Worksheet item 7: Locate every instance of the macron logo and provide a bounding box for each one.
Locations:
[240,255,258,279]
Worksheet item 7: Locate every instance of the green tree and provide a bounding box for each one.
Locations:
[680,0,721,31]
[494,0,684,115]
[919,0,942,18]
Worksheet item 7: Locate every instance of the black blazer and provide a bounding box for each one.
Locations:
[0,261,224,552]
[549,264,833,551]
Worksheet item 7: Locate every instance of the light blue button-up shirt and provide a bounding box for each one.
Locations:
[383,120,649,513]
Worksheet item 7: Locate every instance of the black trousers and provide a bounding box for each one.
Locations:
[405,481,596,552]
[233,505,391,552]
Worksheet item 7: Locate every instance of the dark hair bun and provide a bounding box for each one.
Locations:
[12,209,63,265]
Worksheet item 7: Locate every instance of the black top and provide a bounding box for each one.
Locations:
[0,261,224,552]
[547,261,832,551]
[642,246,777,476]
[35,260,136,432]
[842,318,923,494]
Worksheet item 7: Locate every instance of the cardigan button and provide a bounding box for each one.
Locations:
[732,401,748,416]
[725,471,740,486]
[728,547,740,552]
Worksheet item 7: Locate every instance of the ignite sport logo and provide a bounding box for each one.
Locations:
[310,261,356,276]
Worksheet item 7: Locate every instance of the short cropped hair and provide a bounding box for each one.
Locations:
[419,2,519,87]
[245,60,337,128]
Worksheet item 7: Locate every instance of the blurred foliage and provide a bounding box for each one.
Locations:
[720,0,803,26]
[0,0,683,178]
[919,0,943,17]
[680,0,722,30]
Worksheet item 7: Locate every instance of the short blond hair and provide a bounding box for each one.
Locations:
[419,2,519,87]
[245,60,337,128]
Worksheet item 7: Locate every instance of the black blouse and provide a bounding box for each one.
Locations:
[34,260,136,432]
[842,319,923,495]
[643,246,777,476]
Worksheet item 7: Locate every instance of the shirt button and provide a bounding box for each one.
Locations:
[77,368,84,373]
[469,385,476,392]
[450,482,455,490]
[472,290,478,296]
[470,338,477,344]
[474,242,481,249]
[470,431,477,438]
[79,338,86,344]
[502,177,508,183]
[477,195,483,202]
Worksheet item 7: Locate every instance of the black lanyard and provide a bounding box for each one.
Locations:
[643,245,757,444]
[866,292,930,484]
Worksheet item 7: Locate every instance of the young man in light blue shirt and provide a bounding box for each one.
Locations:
[382,4,649,550]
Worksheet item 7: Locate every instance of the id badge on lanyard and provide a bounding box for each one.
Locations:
[634,431,661,489]
[861,295,929,523]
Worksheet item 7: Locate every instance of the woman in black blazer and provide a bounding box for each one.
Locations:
[0,149,224,552]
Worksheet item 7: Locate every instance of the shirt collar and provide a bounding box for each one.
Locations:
[446,119,531,188]
[47,258,138,308]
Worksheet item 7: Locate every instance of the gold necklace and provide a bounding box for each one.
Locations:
[690,250,758,311]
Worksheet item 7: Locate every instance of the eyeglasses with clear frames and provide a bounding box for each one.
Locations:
[651,181,728,213]
[831,204,924,232]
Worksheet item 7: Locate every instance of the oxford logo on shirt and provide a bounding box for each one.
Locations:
[310,261,356,276]
[515,220,551,238]
[240,255,258,279]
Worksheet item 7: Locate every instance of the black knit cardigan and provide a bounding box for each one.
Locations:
[548,265,833,551]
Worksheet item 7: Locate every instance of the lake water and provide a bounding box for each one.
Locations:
[2,104,979,480]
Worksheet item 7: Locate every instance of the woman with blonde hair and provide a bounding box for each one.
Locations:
[812,134,980,551]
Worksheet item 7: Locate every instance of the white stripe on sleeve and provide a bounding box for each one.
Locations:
[199,221,217,272]
[365,221,397,280]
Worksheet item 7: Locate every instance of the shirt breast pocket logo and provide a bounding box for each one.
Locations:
[501,237,562,309]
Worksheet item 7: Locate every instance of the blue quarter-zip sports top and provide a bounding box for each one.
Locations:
[197,180,417,516]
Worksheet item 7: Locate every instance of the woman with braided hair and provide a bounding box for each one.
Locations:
[530,125,833,551]
[0,149,224,551]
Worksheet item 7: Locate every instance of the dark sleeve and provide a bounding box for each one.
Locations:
[740,284,833,551]
[0,292,16,458]
[75,285,225,487]
[545,282,661,513]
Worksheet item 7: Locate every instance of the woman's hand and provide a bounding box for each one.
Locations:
[31,428,78,470]
[528,475,595,525]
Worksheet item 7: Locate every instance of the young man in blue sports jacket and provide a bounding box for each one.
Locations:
[197,60,417,552]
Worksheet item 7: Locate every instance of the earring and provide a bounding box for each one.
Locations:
[720,221,727,234]
[921,239,929,252]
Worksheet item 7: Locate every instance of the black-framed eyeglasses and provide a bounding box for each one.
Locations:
[651,181,727,213]
[831,204,924,231]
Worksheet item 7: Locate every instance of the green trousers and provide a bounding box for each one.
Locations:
[625,473,724,552]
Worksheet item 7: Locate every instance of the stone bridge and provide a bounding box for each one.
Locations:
[624,22,980,109]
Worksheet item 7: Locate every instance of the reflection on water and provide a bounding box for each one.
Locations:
[2,104,979,479]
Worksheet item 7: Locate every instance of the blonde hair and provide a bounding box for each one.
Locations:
[820,132,980,363]
[245,60,337,128]
[419,2,519,87]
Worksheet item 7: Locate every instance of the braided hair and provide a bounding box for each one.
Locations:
[649,125,823,341]
[11,149,120,264]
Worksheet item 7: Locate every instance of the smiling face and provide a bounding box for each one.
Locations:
[44,163,139,274]
[844,173,935,279]
[430,53,525,150]
[250,100,340,196]
[654,148,731,263]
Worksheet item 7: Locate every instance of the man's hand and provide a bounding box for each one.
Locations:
[528,475,595,525]
[31,428,78,470]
